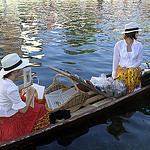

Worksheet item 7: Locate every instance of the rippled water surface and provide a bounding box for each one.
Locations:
[0,0,150,149]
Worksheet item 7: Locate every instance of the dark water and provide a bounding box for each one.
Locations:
[0,0,150,149]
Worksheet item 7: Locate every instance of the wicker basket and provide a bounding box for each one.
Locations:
[44,73,89,113]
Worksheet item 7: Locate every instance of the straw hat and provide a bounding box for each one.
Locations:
[122,22,141,34]
[0,53,29,77]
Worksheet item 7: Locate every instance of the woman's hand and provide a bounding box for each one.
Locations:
[18,78,33,91]
[18,84,24,91]
[28,86,35,92]
[31,78,33,86]
[26,87,35,103]
[19,87,35,114]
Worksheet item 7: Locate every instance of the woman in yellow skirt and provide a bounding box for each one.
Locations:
[112,22,143,94]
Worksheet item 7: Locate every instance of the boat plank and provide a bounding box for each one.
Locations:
[82,94,105,106]
[92,98,112,107]
[71,105,96,117]
[87,91,97,96]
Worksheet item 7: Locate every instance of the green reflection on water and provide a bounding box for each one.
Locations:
[64,49,96,55]
[67,39,96,47]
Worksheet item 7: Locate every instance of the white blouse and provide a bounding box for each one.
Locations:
[112,39,143,78]
[0,78,26,117]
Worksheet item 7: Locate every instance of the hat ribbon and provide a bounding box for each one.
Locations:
[125,27,139,32]
[4,60,23,71]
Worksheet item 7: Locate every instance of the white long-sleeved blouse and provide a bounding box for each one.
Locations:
[112,39,143,79]
[0,78,26,117]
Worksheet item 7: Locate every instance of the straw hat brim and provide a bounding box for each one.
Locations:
[0,59,29,78]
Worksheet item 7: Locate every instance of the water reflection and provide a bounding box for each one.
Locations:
[28,62,42,67]
[106,115,130,141]
[140,107,150,116]
[0,0,149,60]
[57,125,89,147]
[139,95,150,116]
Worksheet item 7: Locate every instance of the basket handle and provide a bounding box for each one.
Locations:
[52,73,79,92]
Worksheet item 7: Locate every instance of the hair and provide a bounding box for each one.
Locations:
[123,31,138,40]
[3,71,13,79]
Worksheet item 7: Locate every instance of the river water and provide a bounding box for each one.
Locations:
[0,0,150,149]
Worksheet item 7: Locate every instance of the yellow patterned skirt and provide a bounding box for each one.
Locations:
[116,65,142,94]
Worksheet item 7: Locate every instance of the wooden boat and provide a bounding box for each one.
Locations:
[0,67,150,149]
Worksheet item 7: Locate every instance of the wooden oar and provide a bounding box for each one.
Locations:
[48,65,114,100]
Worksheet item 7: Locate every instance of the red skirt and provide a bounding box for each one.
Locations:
[0,103,50,143]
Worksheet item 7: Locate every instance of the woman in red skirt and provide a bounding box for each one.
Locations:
[0,53,50,143]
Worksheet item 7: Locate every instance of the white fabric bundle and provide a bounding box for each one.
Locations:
[90,74,127,98]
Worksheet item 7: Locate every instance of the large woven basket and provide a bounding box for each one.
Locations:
[44,73,89,113]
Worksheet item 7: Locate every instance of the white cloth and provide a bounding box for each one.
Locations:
[0,78,26,117]
[112,39,143,78]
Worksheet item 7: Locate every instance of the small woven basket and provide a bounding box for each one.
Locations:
[44,73,89,113]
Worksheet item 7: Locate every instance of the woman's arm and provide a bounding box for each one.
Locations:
[133,44,143,67]
[19,87,35,114]
[18,84,24,91]
[112,43,120,78]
